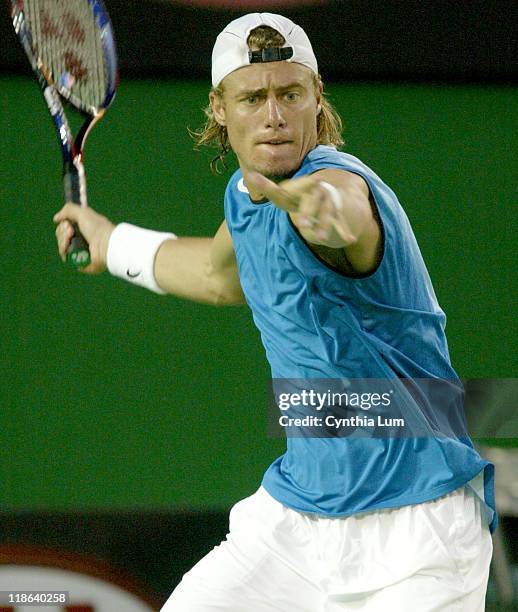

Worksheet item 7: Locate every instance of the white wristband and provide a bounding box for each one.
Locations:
[319,181,343,211]
[107,223,177,294]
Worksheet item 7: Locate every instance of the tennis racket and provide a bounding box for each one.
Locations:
[10,0,118,267]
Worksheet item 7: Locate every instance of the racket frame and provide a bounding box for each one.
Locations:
[10,0,118,267]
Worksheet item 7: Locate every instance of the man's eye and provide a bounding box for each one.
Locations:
[285,92,299,101]
[246,96,258,104]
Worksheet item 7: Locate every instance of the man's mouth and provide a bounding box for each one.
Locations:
[260,140,292,145]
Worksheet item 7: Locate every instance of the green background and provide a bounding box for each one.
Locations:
[1,77,516,510]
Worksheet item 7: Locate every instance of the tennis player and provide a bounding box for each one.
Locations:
[54,13,496,611]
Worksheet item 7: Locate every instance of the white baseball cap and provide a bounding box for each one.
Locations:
[211,13,318,87]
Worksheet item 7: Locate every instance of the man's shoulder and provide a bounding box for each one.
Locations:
[224,168,245,201]
[300,145,371,177]
[224,168,254,224]
[225,167,243,189]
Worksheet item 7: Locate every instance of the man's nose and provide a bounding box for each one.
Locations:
[264,96,286,129]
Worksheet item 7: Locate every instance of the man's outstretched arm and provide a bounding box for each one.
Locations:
[154,221,245,305]
[54,204,245,306]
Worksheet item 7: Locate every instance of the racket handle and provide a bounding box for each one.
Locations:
[63,162,91,268]
[68,223,91,268]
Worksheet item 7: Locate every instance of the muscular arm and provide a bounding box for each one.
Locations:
[295,169,382,275]
[154,220,245,305]
[54,204,245,306]
[247,168,382,275]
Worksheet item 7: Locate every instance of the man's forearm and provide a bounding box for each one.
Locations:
[53,205,244,304]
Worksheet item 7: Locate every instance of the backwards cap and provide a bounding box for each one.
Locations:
[211,13,318,87]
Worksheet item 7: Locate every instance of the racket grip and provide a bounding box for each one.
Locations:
[63,163,91,268]
[68,224,91,267]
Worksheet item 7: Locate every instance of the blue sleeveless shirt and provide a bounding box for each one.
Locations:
[224,145,496,532]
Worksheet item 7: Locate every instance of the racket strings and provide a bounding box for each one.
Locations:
[24,0,108,112]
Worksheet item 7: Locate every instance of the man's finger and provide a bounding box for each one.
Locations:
[53,202,82,224]
[279,176,319,196]
[247,171,300,212]
[297,188,325,227]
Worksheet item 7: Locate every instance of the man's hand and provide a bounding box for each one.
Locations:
[247,169,373,249]
[53,203,115,274]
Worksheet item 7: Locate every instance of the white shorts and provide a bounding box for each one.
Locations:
[162,483,493,611]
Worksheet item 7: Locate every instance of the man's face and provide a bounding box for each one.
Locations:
[210,61,322,187]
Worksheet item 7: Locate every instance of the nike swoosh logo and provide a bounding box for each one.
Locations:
[126,269,141,278]
[237,178,249,194]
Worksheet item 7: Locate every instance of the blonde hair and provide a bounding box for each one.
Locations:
[190,25,344,174]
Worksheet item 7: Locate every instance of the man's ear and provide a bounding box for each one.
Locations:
[210,90,226,126]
